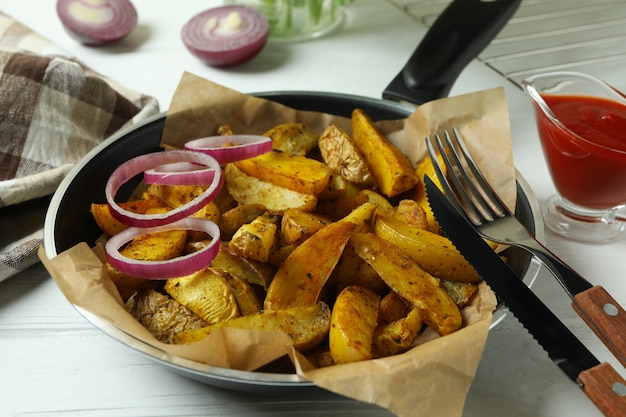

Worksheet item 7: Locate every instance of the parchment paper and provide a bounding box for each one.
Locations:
[40,72,516,417]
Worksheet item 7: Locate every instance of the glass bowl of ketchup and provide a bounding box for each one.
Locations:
[523,71,626,243]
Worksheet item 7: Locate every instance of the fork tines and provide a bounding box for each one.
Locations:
[425,129,506,226]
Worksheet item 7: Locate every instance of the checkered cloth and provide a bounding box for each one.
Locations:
[0,12,159,283]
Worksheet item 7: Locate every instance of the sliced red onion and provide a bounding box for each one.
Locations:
[56,0,138,45]
[105,150,222,227]
[105,217,220,279]
[185,135,272,164]
[181,5,269,67]
[143,162,217,186]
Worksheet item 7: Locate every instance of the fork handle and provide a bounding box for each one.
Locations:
[523,242,626,369]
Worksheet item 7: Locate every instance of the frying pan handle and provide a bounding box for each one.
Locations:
[384,0,521,104]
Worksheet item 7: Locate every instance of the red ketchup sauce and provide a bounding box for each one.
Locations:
[534,94,626,210]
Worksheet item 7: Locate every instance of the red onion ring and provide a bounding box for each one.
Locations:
[185,135,273,164]
[105,217,220,279]
[105,150,222,227]
[143,162,217,186]
[181,5,269,67]
[56,0,138,45]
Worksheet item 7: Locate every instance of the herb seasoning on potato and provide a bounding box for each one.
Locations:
[92,108,495,366]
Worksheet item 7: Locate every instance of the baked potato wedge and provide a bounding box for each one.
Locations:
[281,209,332,245]
[229,214,278,263]
[264,221,356,310]
[218,204,267,240]
[441,280,479,308]
[210,243,275,290]
[351,232,462,336]
[318,124,373,185]
[263,122,319,155]
[394,199,428,230]
[234,150,331,196]
[373,307,423,357]
[329,285,380,364]
[411,151,446,233]
[351,108,419,197]
[378,290,411,324]
[218,270,262,316]
[91,196,166,236]
[335,244,388,294]
[127,289,209,343]
[173,302,331,352]
[373,214,480,283]
[164,268,240,325]
[224,163,317,212]
[120,229,188,262]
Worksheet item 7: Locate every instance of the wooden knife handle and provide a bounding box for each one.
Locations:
[578,362,626,417]
[573,286,626,368]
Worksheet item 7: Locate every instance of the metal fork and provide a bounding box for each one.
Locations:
[425,128,626,368]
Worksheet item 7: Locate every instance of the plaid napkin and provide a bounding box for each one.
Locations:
[0,12,159,283]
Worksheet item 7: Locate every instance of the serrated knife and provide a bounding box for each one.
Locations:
[425,176,626,417]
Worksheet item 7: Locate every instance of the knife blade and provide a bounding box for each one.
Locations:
[425,176,626,417]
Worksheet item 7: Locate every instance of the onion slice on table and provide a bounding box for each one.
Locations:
[56,0,138,45]
[143,162,217,186]
[105,150,222,227]
[105,217,220,279]
[185,135,273,164]
[181,5,269,67]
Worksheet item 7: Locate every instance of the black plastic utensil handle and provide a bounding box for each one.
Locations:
[384,0,521,104]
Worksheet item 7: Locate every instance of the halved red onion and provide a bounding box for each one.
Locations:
[181,5,269,67]
[105,217,220,279]
[56,0,138,45]
[185,134,272,164]
[105,150,222,227]
[143,162,217,186]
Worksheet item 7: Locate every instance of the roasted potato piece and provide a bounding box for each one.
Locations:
[218,270,262,316]
[394,199,428,230]
[145,183,221,223]
[146,184,204,207]
[91,196,165,236]
[441,280,479,308]
[334,244,387,294]
[264,221,356,311]
[164,268,240,324]
[229,215,278,263]
[121,229,187,262]
[329,285,380,364]
[411,152,446,233]
[339,201,377,233]
[263,122,319,155]
[234,151,331,196]
[126,289,209,343]
[224,163,317,212]
[218,204,267,240]
[104,263,160,302]
[352,108,419,197]
[358,189,394,215]
[351,232,462,336]
[318,124,373,185]
[173,302,331,352]
[378,291,411,324]
[210,243,274,289]
[373,307,423,357]
[281,209,332,245]
[373,214,480,283]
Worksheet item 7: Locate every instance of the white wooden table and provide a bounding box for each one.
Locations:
[1,1,625,416]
